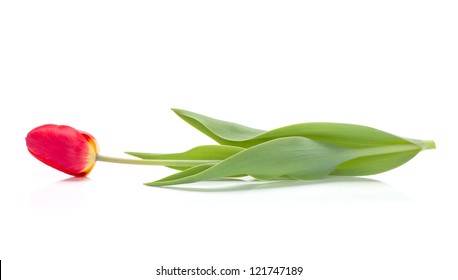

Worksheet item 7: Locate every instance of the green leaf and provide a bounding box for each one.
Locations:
[126,145,244,170]
[145,137,426,186]
[126,145,243,160]
[172,108,416,148]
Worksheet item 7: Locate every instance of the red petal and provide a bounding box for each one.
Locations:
[26,124,97,176]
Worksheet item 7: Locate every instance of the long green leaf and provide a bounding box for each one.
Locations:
[145,137,427,186]
[173,109,416,148]
[126,145,243,160]
[126,145,244,170]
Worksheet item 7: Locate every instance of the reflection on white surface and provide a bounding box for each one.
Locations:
[29,177,90,208]
[157,177,410,202]
[28,176,409,208]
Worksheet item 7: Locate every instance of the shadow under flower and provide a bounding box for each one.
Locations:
[155,176,409,202]
[28,177,91,208]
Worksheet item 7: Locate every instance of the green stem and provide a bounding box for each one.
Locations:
[96,155,220,167]
[421,140,436,150]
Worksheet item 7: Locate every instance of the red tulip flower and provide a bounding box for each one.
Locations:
[26,124,99,176]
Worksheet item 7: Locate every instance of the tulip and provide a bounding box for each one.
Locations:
[25,109,435,186]
[26,125,99,176]
[26,124,218,177]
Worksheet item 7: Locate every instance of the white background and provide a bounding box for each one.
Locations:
[1,1,457,279]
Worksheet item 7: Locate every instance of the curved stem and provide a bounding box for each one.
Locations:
[96,155,219,167]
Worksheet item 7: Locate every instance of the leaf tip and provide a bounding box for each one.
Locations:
[171,108,183,114]
[144,181,159,187]
[125,151,140,158]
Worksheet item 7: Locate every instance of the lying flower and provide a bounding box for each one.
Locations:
[26,124,99,176]
[26,109,436,186]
